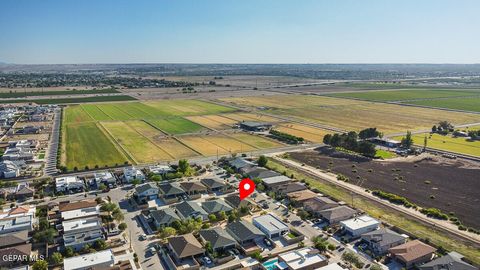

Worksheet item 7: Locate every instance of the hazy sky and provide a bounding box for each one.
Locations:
[1,0,479,64]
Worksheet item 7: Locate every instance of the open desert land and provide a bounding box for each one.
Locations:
[274,123,331,143]
[393,133,480,157]
[327,89,480,102]
[288,147,480,229]
[62,122,129,170]
[220,95,480,134]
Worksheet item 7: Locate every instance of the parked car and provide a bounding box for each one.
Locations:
[203,256,212,264]
[148,247,156,257]
[139,234,147,241]
[264,238,272,247]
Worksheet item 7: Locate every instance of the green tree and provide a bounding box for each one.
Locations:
[158,227,177,239]
[257,155,268,167]
[50,252,63,264]
[118,222,127,231]
[423,135,428,151]
[178,159,192,175]
[218,211,227,221]
[93,239,108,250]
[64,246,74,257]
[401,131,413,149]
[33,228,57,244]
[205,241,213,254]
[32,260,48,270]
[208,214,217,223]
[98,183,107,191]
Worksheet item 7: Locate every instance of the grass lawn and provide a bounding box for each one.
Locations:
[393,133,480,157]
[265,159,480,265]
[64,122,129,170]
[327,89,480,101]
[146,117,204,134]
[375,149,397,159]
[404,97,480,113]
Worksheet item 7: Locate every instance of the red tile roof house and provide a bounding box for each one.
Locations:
[388,240,436,269]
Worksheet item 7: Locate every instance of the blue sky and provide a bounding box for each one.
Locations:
[0,0,479,64]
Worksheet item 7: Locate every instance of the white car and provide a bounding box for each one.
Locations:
[203,256,212,264]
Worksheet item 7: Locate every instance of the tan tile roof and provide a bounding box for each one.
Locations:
[59,199,97,212]
[287,189,317,202]
[389,240,436,262]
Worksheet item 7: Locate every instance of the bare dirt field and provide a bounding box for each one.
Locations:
[288,147,480,229]
[119,87,281,100]
[0,86,98,93]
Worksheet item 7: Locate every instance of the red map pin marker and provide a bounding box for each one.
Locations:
[239,178,255,200]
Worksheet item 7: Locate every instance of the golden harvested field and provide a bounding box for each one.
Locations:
[275,123,330,143]
[222,112,280,123]
[101,121,173,163]
[178,134,256,156]
[221,95,480,134]
[151,137,200,159]
[186,115,234,130]
[125,120,165,137]
[228,132,283,149]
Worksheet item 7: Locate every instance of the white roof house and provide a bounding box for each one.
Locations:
[262,175,291,187]
[148,165,174,175]
[123,166,145,183]
[340,215,380,237]
[0,160,20,178]
[55,176,84,193]
[62,217,104,250]
[318,263,347,270]
[278,247,328,270]
[63,249,114,270]
[94,171,116,184]
[253,214,289,238]
[61,205,100,221]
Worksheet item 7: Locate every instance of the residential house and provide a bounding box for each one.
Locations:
[13,183,34,201]
[303,197,339,214]
[201,178,226,193]
[0,230,29,249]
[340,215,380,237]
[0,206,36,234]
[134,183,159,202]
[94,172,116,188]
[318,206,357,224]
[175,201,209,221]
[245,167,280,180]
[167,234,205,266]
[286,189,317,205]
[226,220,265,246]
[278,247,328,270]
[179,181,207,196]
[224,194,252,209]
[158,182,186,200]
[253,214,289,239]
[63,249,115,270]
[148,165,174,175]
[151,208,180,229]
[271,182,307,196]
[228,157,255,172]
[0,244,32,268]
[62,217,104,251]
[262,175,292,189]
[123,166,145,183]
[201,199,233,216]
[419,251,477,270]
[389,240,436,268]
[199,227,237,253]
[56,176,84,194]
[0,160,20,178]
[59,200,99,221]
[361,228,407,255]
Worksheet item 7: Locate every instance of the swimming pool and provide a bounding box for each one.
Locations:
[262,259,278,270]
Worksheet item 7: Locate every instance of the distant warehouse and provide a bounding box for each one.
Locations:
[239,121,272,132]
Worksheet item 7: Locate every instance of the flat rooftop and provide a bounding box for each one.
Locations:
[63,249,114,270]
[340,215,379,230]
[253,214,288,232]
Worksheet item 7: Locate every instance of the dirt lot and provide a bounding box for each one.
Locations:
[289,147,480,229]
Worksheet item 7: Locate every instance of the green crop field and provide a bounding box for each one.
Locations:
[405,97,480,113]
[63,122,128,170]
[64,105,93,124]
[327,89,480,101]
[393,133,480,157]
[146,117,204,134]
[144,99,236,115]
[81,104,113,121]
[0,95,137,104]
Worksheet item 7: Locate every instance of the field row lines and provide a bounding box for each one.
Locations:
[97,122,137,164]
